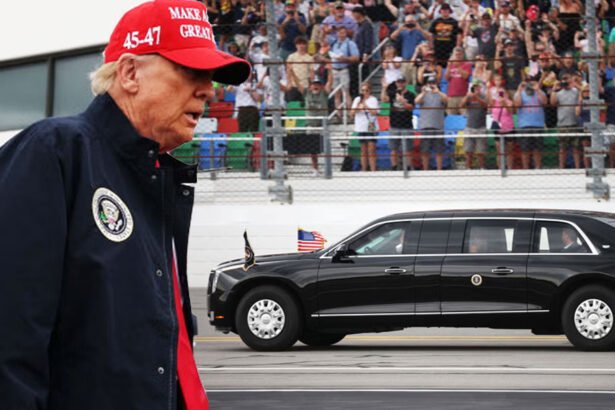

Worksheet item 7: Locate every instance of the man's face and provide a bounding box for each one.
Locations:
[563,55,574,67]
[335,6,344,17]
[337,27,347,40]
[131,55,212,152]
[482,17,491,28]
[296,41,307,52]
[441,8,450,17]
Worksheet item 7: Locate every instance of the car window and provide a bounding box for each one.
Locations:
[463,220,517,254]
[534,221,590,253]
[348,222,409,255]
[417,220,450,254]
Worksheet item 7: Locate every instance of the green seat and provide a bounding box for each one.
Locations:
[226,132,253,170]
[349,134,361,160]
[406,84,417,94]
[172,141,199,165]
[379,102,391,116]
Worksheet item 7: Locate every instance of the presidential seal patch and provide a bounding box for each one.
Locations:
[92,188,134,242]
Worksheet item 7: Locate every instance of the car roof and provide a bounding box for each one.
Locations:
[377,209,615,223]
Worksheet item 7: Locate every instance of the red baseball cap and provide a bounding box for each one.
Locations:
[104,0,250,85]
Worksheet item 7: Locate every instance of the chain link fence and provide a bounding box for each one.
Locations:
[172,0,613,203]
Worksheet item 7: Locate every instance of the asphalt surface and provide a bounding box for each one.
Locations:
[190,288,615,409]
[207,391,615,410]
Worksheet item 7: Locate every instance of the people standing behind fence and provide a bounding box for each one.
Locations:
[322,1,358,46]
[495,39,526,98]
[514,77,547,169]
[416,51,442,92]
[351,83,379,171]
[445,47,473,115]
[461,83,488,170]
[550,74,582,168]
[309,0,331,46]
[305,77,332,176]
[385,74,416,170]
[392,14,431,73]
[429,3,462,67]
[576,85,592,169]
[603,83,615,168]
[489,83,516,170]
[287,36,314,95]
[277,0,308,61]
[471,55,493,93]
[229,70,263,133]
[329,26,360,121]
[416,77,448,170]
[380,45,403,100]
[351,6,374,97]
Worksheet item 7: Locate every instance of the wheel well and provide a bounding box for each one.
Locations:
[228,277,306,332]
[555,275,615,318]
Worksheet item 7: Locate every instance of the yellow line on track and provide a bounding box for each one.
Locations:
[194,335,567,343]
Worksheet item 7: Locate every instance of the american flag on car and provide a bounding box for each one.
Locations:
[297,229,327,252]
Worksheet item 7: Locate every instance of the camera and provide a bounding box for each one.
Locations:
[406,22,416,28]
[531,54,538,62]
[498,91,505,98]
[560,81,568,88]
[578,34,586,40]
[470,14,476,20]
[471,84,479,93]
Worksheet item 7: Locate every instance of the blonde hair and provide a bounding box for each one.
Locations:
[89,61,118,95]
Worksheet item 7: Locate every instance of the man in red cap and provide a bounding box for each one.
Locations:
[0,1,249,409]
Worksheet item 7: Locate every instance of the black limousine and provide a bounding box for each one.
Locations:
[207,210,615,351]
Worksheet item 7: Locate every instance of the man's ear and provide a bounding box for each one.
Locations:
[115,54,140,94]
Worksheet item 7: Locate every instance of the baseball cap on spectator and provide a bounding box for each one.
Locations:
[104,0,250,85]
[481,12,492,20]
[352,6,366,15]
[440,3,452,11]
[311,76,324,84]
[504,39,514,46]
[396,74,407,82]
[285,0,296,6]
[334,1,345,9]
[501,1,511,7]
[526,5,539,21]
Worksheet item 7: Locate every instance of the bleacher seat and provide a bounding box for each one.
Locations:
[379,102,391,116]
[217,117,239,134]
[207,101,234,119]
[223,90,236,103]
[198,133,227,170]
[194,117,218,134]
[172,140,200,165]
[226,132,254,170]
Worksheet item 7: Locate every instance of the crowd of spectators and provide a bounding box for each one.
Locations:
[201,0,615,172]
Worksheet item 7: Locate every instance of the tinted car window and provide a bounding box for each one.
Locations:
[463,220,517,254]
[348,222,409,255]
[534,221,590,253]
[417,220,450,254]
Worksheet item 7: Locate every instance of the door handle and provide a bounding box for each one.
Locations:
[385,267,407,274]
[491,267,514,274]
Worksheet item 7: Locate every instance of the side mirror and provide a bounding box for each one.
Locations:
[332,243,355,263]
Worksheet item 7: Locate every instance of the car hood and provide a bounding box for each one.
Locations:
[215,251,321,271]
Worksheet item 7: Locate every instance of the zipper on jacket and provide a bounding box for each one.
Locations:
[160,170,178,410]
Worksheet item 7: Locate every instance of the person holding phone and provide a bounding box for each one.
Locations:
[416,77,448,170]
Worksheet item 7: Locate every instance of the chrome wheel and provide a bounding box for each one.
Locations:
[247,299,286,340]
[574,298,613,340]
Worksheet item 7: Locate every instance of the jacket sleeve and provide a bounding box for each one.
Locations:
[0,124,68,409]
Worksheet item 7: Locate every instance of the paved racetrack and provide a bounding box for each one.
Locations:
[191,289,615,409]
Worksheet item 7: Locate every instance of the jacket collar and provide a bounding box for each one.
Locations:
[83,94,197,184]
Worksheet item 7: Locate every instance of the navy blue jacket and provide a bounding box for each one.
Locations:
[0,94,198,410]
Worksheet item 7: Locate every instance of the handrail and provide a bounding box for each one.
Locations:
[327,82,348,124]
[358,37,390,86]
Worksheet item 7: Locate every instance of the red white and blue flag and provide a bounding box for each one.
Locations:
[297,229,327,252]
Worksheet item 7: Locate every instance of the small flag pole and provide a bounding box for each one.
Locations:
[243,230,256,271]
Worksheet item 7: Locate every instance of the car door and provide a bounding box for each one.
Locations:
[439,218,531,326]
[315,221,419,329]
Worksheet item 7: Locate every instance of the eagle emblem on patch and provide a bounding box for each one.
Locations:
[92,188,134,242]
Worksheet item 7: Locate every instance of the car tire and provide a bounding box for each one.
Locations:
[299,331,345,347]
[562,285,615,351]
[235,285,301,351]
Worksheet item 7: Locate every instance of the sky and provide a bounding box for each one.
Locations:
[0,0,143,61]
